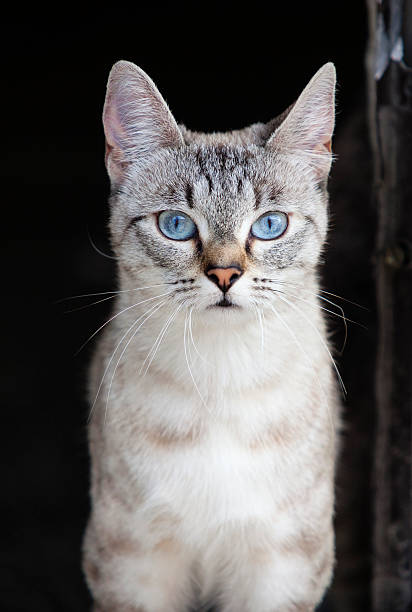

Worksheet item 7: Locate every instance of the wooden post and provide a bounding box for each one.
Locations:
[367,1,412,610]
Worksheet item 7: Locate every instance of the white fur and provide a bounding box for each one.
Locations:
[86,281,338,610]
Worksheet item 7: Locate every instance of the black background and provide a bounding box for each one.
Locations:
[2,6,375,611]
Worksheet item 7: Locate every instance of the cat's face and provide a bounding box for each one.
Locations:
[110,145,328,314]
[104,61,335,316]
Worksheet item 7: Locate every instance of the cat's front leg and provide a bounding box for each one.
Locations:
[218,526,334,612]
[83,517,194,612]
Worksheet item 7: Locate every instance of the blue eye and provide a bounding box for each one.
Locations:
[251,212,288,240]
[158,210,197,241]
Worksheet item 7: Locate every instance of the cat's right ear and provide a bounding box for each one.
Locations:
[103,61,184,183]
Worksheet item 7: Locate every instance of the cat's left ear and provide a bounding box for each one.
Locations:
[266,63,336,179]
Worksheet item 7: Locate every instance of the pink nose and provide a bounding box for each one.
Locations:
[206,266,243,292]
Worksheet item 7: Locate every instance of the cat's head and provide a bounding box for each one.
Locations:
[103,61,335,315]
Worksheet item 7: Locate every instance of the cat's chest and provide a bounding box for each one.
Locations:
[123,417,318,532]
[100,352,333,529]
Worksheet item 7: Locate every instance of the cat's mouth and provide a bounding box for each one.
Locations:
[210,297,239,309]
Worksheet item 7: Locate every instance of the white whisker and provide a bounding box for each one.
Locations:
[88,299,167,422]
[258,284,359,327]
[57,282,174,303]
[287,291,349,355]
[140,301,184,376]
[104,300,167,424]
[188,308,211,367]
[64,293,117,313]
[256,305,265,354]
[268,279,368,310]
[275,292,347,396]
[310,293,350,354]
[269,302,336,444]
[75,289,175,355]
[257,282,366,358]
[318,289,368,310]
[87,227,118,260]
[183,309,208,409]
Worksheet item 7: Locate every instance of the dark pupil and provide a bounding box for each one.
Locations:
[267,217,272,230]
[173,216,180,230]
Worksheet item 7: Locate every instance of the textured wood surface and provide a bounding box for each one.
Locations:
[368,1,412,610]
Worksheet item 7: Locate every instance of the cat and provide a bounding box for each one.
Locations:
[82,59,340,612]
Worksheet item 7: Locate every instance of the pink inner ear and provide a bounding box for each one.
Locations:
[105,141,113,166]
[104,91,129,151]
[314,140,332,155]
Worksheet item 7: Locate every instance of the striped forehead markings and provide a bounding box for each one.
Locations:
[185,183,194,208]
[195,146,254,194]
[254,184,286,211]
